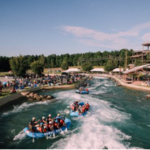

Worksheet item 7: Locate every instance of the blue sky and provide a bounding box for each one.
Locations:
[0,0,150,56]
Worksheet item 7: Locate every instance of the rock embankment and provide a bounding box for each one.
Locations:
[21,92,54,101]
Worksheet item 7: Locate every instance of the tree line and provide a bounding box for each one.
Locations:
[0,49,134,76]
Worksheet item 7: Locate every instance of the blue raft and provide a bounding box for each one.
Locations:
[76,90,89,94]
[70,102,87,117]
[24,118,71,138]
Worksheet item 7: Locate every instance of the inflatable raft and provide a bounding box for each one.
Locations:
[24,118,71,138]
[70,102,87,117]
[76,90,89,94]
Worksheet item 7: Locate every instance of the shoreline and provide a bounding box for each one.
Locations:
[92,74,150,92]
[1,74,150,108]
[0,84,75,107]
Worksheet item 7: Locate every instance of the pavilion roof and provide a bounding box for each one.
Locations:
[90,68,105,72]
[142,42,150,46]
[64,68,81,72]
[112,68,124,72]
[123,64,150,74]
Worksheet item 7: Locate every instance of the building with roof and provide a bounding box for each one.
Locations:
[131,42,150,63]
[123,64,150,81]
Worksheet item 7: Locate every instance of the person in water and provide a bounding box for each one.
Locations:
[42,126,47,133]
[85,102,90,111]
[47,121,54,131]
[40,116,47,131]
[78,105,82,114]
[81,105,86,113]
[47,114,53,123]
[73,101,79,111]
[28,122,32,131]
[55,114,66,128]
[31,117,40,132]
[54,119,60,129]
[79,87,84,92]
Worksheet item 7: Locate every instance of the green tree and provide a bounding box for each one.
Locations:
[30,61,44,75]
[9,55,28,76]
[104,59,116,72]
[81,62,93,72]
[61,57,69,70]
[39,54,45,66]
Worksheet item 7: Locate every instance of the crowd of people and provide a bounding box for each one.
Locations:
[28,114,66,133]
[0,73,83,94]
[71,101,90,114]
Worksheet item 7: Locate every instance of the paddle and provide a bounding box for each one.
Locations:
[32,133,35,143]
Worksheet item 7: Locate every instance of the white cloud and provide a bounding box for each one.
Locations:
[61,21,150,50]
[142,33,150,42]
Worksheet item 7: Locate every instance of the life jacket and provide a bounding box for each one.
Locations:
[60,119,64,125]
[85,103,90,110]
[31,120,36,126]
[37,127,42,133]
[82,106,86,113]
[43,128,47,133]
[86,88,88,91]
[47,124,50,128]
[54,122,59,129]
[71,104,75,111]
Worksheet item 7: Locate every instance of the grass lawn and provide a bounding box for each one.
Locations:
[0,72,10,76]
[0,91,11,99]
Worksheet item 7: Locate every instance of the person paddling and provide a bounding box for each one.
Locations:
[85,102,90,111]
[31,117,40,132]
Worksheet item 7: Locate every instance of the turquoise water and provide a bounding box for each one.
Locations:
[0,77,150,149]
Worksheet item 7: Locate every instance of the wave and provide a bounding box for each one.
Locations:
[2,100,52,117]
[48,87,132,149]
[13,130,26,141]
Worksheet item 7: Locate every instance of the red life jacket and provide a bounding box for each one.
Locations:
[60,119,64,125]
[85,103,90,110]
[54,122,58,128]
[82,106,85,113]
[37,127,42,133]
[43,128,47,132]
[47,124,50,128]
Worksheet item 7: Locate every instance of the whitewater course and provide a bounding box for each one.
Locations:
[0,76,150,149]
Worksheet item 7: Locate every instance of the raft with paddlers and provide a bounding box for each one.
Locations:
[70,102,90,117]
[76,89,89,94]
[24,118,71,138]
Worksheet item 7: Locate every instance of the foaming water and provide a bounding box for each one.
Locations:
[49,85,132,149]
[13,130,26,141]
[2,100,53,117]
[0,77,150,149]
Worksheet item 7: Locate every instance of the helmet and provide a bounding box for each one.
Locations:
[44,126,47,128]
[55,120,58,123]
[49,121,52,124]
[42,116,45,119]
[86,102,88,104]
[48,114,51,117]
[32,117,35,120]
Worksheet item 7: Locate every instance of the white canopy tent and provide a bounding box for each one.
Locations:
[90,68,105,72]
[112,68,124,72]
[64,68,81,73]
